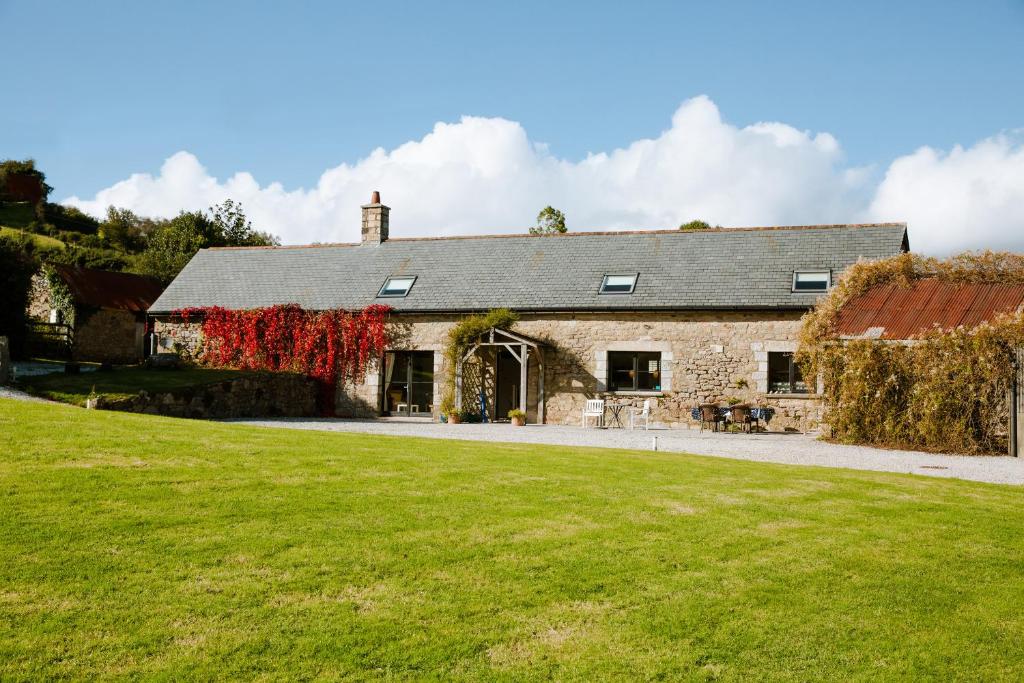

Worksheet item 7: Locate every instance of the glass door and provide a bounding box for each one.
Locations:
[383,351,434,417]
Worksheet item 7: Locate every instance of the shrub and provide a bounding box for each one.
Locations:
[0,233,39,357]
[799,251,1024,453]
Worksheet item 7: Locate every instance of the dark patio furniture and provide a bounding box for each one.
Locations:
[698,404,726,433]
[729,404,753,433]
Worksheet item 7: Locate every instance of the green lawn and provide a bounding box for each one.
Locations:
[18,366,260,405]
[2,400,1023,680]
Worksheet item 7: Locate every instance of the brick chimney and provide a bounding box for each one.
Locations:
[361,191,390,244]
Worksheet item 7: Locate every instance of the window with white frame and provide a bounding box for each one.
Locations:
[792,271,830,292]
[600,274,638,294]
[378,276,416,298]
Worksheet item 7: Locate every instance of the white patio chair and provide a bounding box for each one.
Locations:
[629,399,651,431]
[581,399,605,428]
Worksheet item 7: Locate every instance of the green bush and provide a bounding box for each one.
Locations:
[0,233,40,357]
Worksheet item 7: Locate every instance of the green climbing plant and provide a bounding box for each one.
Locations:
[44,266,76,328]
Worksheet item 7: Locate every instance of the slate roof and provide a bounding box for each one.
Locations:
[52,264,165,313]
[149,223,909,314]
[834,279,1024,340]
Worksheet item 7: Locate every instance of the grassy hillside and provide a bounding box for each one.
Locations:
[0,226,65,249]
[2,400,1023,679]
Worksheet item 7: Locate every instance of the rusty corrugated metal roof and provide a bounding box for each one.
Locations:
[834,279,1024,340]
[51,265,165,313]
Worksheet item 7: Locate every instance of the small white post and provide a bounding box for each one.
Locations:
[651,436,658,451]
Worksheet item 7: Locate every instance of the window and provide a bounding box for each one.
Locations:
[608,351,662,391]
[600,274,638,294]
[792,271,830,292]
[378,276,416,298]
[768,352,808,394]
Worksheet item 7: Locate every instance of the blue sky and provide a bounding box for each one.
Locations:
[3,0,1024,252]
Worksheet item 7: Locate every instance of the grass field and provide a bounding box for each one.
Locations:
[2,399,1023,679]
[18,366,259,405]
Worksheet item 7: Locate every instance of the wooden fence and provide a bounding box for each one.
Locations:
[25,321,72,360]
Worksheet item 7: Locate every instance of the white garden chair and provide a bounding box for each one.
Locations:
[581,399,605,428]
[630,400,651,431]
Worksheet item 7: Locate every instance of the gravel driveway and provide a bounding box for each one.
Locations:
[227,418,1024,486]
[0,387,51,402]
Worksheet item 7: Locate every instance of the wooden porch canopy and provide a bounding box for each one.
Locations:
[454,327,546,423]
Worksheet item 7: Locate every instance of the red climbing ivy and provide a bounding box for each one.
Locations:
[174,304,392,414]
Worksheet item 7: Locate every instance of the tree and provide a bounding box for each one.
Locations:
[0,159,52,208]
[0,233,40,358]
[209,199,277,247]
[138,211,215,284]
[137,200,279,283]
[679,220,712,231]
[529,206,567,235]
[99,206,145,252]
[44,204,100,235]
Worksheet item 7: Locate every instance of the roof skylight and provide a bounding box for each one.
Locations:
[378,276,416,298]
[600,274,638,295]
[792,271,830,292]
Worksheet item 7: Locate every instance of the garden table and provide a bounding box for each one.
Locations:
[605,403,627,428]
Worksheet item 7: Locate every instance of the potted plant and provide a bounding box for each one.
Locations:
[508,408,526,426]
[439,396,458,423]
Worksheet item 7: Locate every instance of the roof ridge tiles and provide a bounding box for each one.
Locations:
[205,222,907,250]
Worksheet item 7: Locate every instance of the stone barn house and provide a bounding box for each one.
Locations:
[28,265,165,363]
[149,195,908,431]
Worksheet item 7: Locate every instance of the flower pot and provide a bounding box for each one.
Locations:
[511,416,526,427]
[447,413,462,424]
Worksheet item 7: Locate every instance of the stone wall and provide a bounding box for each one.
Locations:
[91,372,317,419]
[155,310,823,431]
[154,319,203,359]
[324,311,822,430]
[74,308,144,364]
[26,273,52,322]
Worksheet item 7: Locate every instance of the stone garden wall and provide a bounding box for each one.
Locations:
[90,372,317,419]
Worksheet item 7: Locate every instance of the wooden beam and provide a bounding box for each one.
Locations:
[502,343,522,364]
[519,343,528,418]
[455,356,463,411]
[537,348,545,425]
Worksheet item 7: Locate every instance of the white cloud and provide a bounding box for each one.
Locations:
[63,96,1024,254]
[867,134,1024,254]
